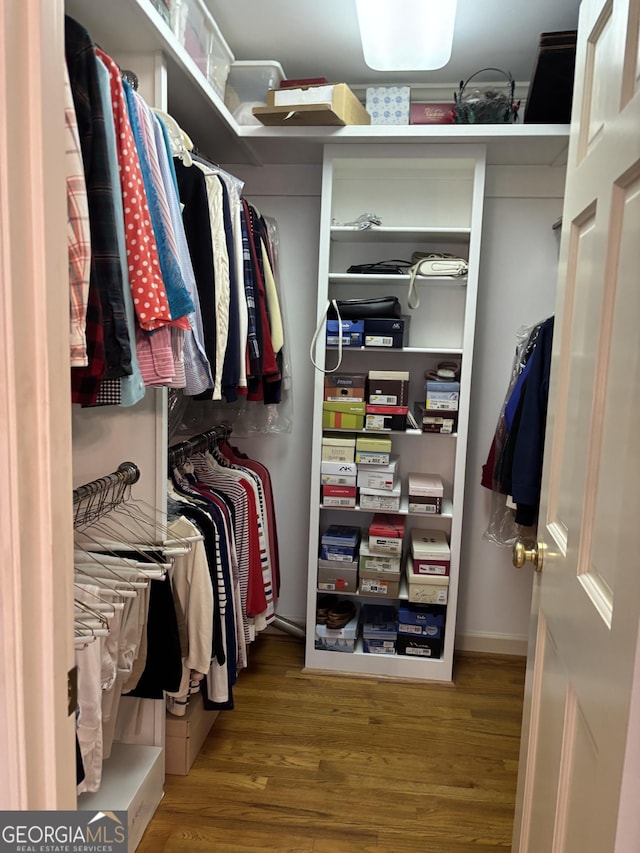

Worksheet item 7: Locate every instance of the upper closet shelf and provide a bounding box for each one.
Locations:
[66,0,571,168]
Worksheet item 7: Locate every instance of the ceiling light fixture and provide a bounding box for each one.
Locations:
[355,0,458,71]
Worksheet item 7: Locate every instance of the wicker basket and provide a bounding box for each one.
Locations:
[454,68,518,124]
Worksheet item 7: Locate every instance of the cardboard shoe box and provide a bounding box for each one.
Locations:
[165,693,218,776]
[326,319,364,348]
[356,436,392,464]
[410,529,451,575]
[408,473,444,514]
[396,633,444,658]
[359,569,401,598]
[315,604,360,652]
[368,513,406,555]
[359,481,401,512]
[398,603,446,638]
[318,559,359,592]
[323,401,366,430]
[357,456,399,491]
[321,525,360,561]
[362,603,398,655]
[368,370,410,406]
[321,439,356,463]
[414,402,457,435]
[406,558,449,604]
[359,540,402,574]
[324,373,367,402]
[254,83,371,126]
[425,380,460,411]
[364,316,410,348]
[365,405,408,432]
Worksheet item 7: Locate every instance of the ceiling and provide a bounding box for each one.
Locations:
[207,0,582,91]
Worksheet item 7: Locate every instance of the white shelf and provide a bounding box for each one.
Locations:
[77,743,164,851]
[67,0,569,168]
[328,346,464,355]
[320,498,454,517]
[330,226,471,244]
[305,644,449,679]
[328,274,467,286]
[322,428,457,437]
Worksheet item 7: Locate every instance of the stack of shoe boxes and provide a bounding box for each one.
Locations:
[358,513,405,598]
[322,372,366,431]
[318,524,360,592]
[357,437,401,511]
[362,603,398,655]
[365,370,409,431]
[321,435,357,507]
[414,373,460,434]
[406,529,450,606]
[397,602,446,658]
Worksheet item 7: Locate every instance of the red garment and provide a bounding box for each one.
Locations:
[221,441,281,599]
[96,49,173,332]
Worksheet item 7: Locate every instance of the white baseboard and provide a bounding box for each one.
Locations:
[455,631,528,657]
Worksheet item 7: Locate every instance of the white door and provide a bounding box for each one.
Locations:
[512,0,640,850]
[0,0,76,808]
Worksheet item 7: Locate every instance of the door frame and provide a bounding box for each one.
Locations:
[0,0,76,808]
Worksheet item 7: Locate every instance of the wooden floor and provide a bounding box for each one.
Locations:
[138,635,526,853]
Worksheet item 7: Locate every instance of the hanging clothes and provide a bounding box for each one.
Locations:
[482,316,554,531]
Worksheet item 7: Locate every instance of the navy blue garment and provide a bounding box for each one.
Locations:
[511,316,554,525]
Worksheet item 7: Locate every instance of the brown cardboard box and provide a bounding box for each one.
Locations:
[165,693,218,775]
[253,83,370,126]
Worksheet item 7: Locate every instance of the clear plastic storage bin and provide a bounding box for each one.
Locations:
[225,60,286,119]
[171,0,234,98]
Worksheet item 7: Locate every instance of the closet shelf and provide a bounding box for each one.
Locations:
[319,498,454,517]
[66,0,569,168]
[329,274,467,286]
[330,226,471,243]
[329,346,464,355]
[322,427,458,438]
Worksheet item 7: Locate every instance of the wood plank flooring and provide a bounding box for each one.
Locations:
[138,635,526,852]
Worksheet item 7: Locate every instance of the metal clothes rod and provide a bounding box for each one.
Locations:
[73,462,140,503]
[167,422,232,469]
[73,462,141,528]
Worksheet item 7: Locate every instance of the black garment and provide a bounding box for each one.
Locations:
[126,578,182,699]
[220,179,241,402]
[76,734,85,785]
[65,16,132,383]
[174,159,217,384]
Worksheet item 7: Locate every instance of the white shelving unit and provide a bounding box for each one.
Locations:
[305,143,486,682]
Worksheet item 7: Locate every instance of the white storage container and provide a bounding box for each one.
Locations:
[171,0,234,98]
[224,60,284,123]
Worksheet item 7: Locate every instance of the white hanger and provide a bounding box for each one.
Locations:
[153,108,193,165]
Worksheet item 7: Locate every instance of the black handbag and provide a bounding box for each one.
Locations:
[327,295,401,320]
[347,259,411,275]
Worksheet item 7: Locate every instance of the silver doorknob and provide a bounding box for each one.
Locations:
[513,540,543,573]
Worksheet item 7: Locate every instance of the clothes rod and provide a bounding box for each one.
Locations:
[73,462,140,504]
[168,423,232,468]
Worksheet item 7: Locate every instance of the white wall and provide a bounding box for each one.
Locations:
[458,166,564,654]
[224,161,565,653]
